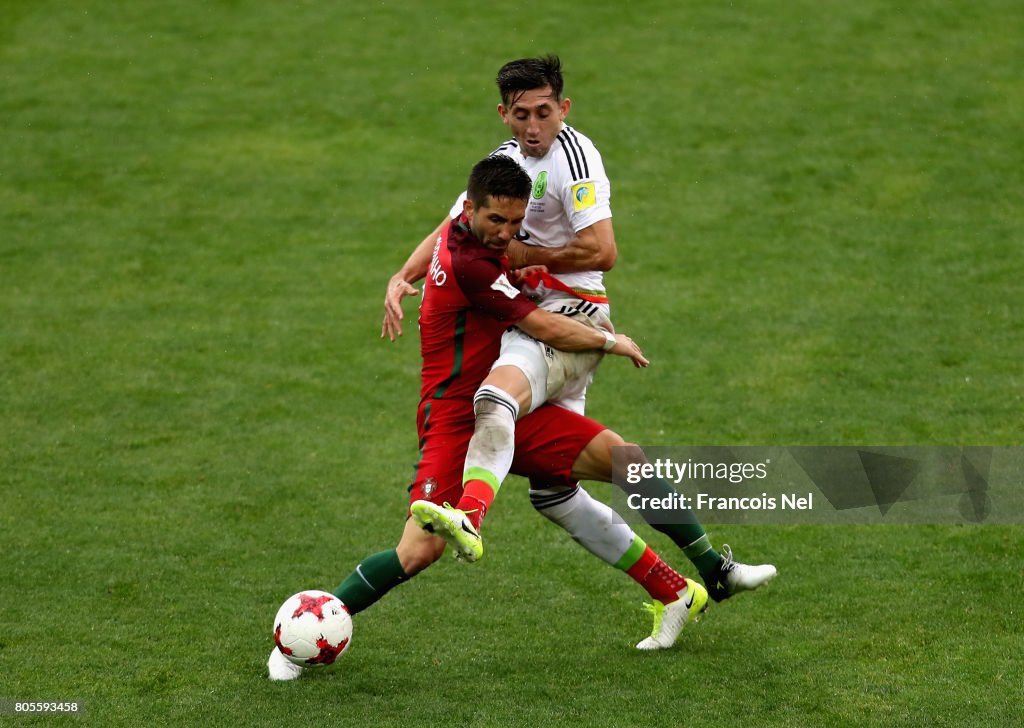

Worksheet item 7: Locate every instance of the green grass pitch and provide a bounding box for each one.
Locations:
[2,1,1022,726]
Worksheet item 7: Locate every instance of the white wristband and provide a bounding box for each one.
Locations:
[601,330,617,351]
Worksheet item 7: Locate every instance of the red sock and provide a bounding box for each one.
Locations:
[457,479,494,530]
[627,546,689,603]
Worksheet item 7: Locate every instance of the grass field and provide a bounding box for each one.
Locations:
[2,1,1022,726]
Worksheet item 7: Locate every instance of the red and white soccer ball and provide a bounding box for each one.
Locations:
[273,590,352,667]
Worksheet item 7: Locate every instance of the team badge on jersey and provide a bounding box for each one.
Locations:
[532,171,549,200]
[423,478,437,497]
[572,181,596,211]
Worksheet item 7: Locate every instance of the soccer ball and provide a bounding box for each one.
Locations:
[272,590,352,667]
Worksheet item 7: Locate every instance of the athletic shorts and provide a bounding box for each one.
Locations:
[491,327,602,415]
[407,399,607,508]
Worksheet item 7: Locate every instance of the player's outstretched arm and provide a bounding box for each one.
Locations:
[516,309,648,368]
[506,218,617,274]
[382,217,450,341]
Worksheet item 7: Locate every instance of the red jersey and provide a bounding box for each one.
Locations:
[418,215,537,404]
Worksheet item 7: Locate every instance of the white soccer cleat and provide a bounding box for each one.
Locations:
[706,544,777,602]
[636,579,709,651]
[267,646,304,681]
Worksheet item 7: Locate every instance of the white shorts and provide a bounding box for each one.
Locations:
[491,303,611,415]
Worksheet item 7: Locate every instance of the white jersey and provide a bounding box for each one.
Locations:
[449,124,613,313]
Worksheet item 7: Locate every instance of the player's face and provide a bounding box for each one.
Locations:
[498,86,571,158]
[464,196,527,253]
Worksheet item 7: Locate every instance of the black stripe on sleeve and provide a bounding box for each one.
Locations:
[557,130,583,181]
[563,126,591,178]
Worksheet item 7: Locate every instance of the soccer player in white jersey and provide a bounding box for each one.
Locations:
[440,60,615,416]
[385,56,775,607]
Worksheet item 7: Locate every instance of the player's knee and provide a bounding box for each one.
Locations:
[592,429,628,462]
[474,385,520,420]
[473,385,518,449]
[528,478,580,516]
[607,439,647,484]
[570,429,631,482]
[617,440,645,464]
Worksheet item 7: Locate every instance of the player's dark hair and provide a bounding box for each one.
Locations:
[466,155,532,208]
[496,54,564,107]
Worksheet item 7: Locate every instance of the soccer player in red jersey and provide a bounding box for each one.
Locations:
[400,163,771,654]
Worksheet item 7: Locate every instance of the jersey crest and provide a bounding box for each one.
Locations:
[532,171,548,200]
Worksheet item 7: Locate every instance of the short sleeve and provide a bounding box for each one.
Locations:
[559,142,612,233]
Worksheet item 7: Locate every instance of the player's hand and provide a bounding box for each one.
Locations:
[381,274,419,341]
[610,334,649,368]
[510,265,548,286]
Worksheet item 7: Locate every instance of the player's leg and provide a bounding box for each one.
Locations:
[416,329,550,558]
[571,427,777,602]
[411,373,523,561]
[569,430,722,577]
[528,477,708,649]
[454,329,603,537]
[455,369,529,530]
[405,393,503,560]
[534,319,768,597]
[513,406,706,649]
[456,328,550,527]
[333,518,443,613]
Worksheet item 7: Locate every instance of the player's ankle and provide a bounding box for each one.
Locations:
[458,496,489,530]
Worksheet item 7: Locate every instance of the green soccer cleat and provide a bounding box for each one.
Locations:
[636,579,709,650]
[410,500,483,563]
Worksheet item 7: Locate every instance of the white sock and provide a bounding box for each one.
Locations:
[530,483,637,565]
[462,384,519,489]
